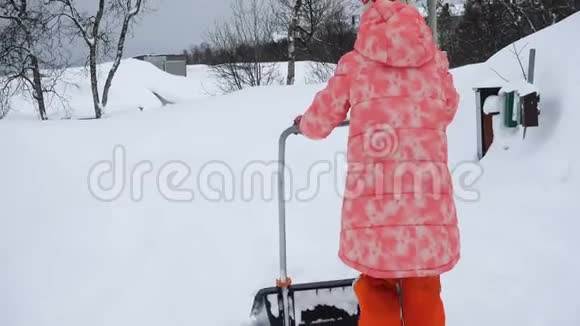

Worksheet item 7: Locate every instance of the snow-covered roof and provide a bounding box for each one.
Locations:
[473,78,540,96]
[499,80,540,96]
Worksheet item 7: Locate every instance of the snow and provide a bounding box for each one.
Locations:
[499,79,540,97]
[3,60,328,120]
[482,95,501,115]
[262,284,358,321]
[293,287,359,320]
[1,12,580,326]
[5,59,208,119]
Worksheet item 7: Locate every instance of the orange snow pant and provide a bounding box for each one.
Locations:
[353,274,445,326]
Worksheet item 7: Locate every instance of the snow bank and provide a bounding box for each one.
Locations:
[444,12,580,326]
[4,60,329,120]
[6,59,209,119]
[472,12,580,189]
[0,84,357,326]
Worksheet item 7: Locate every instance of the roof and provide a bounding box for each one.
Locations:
[472,79,540,96]
[134,54,187,61]
[499,80,540,96]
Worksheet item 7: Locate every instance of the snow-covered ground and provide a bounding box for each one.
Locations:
[4,60,333,120]
[1,13,580,326]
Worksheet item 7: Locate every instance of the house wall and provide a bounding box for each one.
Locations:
[143,56,166,72]
[135,55,187,77]
[164,60,186,77]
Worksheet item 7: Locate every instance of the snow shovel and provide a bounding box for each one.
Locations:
[249,121,360,326]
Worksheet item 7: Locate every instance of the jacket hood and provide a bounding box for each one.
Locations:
[354,0,436,67]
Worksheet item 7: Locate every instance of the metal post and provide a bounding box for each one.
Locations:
[475,90,483,160]
[527,48,536,84]
[523,48,537,139]
[427,0,438,47]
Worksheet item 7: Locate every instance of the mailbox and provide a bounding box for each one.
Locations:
[503,91,519,128]
[500,87,540,128]
[521,92,540,127]
[473,83,541,160]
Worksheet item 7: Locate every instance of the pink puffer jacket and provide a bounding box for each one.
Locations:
[298,0,461,279]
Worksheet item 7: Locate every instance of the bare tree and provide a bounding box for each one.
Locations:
[286,0,302,85]
[305,61,335,84]
[272,0,354,85]
[101,0,144,108]
[0,81,13,119]
[206,0,280,93]
[51,0,144,119]
[450,0,577,67]
[427,0,438,46]
[0,0,65,120]
[51,0,105,118]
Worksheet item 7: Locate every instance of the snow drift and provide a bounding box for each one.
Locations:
[6,59,208,119]
[1,12,580,326]
[4,60,333,120]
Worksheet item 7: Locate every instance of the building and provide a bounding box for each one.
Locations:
[134,54,187,77]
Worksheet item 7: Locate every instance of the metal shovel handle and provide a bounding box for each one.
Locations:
[276,120,349,326]
[277,119,350,283]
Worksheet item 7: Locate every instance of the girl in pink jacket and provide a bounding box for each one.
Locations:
[294,0,460,325]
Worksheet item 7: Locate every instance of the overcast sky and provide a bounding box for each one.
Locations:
[73,0,235,60]
[127,0,236,56]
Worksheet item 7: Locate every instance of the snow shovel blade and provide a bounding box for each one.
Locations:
[250,278,360,326]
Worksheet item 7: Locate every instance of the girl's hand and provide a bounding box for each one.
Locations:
[292,115,302,134]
